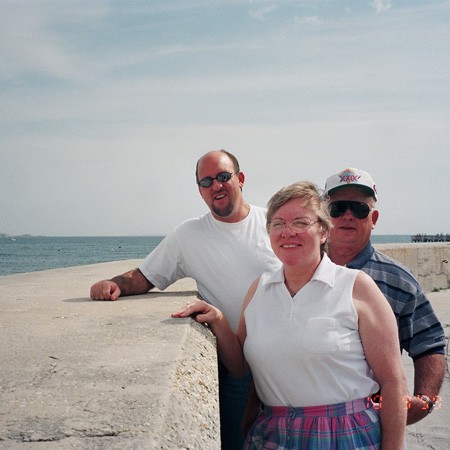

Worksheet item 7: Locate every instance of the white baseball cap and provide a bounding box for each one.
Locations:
[325,168,377,200]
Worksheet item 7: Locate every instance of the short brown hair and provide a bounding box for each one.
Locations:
[267,181,333,250]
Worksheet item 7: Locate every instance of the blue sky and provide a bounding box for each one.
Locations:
[1,0,449,236]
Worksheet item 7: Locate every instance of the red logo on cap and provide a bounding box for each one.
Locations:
[339,174,361,184]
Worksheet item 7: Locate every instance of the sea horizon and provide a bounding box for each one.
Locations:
[0,234,434,276]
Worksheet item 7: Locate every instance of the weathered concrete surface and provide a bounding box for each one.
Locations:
[1,254,449,449]
[405,288,450,450]
[375,243,450,293]
[0,260,219,449]
[373,243,450,448]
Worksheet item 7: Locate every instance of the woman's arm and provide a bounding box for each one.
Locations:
[171,278,259,377]
[353,272,407,450]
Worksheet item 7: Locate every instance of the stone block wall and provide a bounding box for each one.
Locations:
[374,243,450,293]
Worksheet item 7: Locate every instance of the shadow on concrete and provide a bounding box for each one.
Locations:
[63,297,96,303]
[63,290,199,303]
[160,317,211,330]
[147,290,199,298]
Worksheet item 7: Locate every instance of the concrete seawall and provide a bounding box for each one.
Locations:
[374,243,450,293]
[1,245,449,449]
[0,261,217,449]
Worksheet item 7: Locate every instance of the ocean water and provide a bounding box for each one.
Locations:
[0,234,411,276]
[0,236,164,276]
[371,235,411,244]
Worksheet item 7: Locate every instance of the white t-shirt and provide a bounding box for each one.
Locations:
[139,205,281,331]
[244,253,379,406]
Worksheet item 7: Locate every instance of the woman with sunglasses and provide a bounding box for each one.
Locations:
[173,181,406,449]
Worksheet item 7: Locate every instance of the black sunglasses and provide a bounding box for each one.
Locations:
[198,171,236,188]
[329,200,371,219]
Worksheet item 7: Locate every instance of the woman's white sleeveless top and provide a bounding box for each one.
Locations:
[243,253,379,407]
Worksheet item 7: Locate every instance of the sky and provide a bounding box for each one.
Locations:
[1,0,449,237]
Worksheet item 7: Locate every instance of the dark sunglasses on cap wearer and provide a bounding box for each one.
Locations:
[329,200,372,219]
[197,171,236,188]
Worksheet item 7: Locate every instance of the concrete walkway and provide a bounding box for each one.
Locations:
[404,288,450,450]
[1,260,449,449]
[0,260,219,449]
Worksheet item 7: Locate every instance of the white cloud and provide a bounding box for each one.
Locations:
[372,0,392,14]
[249,4,279,20]
[1,0,449,236]
[294,15,322,25]
[0,2,107,82]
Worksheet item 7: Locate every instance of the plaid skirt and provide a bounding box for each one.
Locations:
[243,397,380,450]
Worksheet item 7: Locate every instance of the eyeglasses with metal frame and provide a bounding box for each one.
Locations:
[268,218,319,235]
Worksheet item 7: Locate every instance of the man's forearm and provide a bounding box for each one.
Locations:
[407,353,446,424]
[111,269,153,296]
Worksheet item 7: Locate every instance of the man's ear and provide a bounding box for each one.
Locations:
[371,209,379,229]
[238,171,245,188]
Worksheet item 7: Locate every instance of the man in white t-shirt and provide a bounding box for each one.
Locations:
[90,149,281,449]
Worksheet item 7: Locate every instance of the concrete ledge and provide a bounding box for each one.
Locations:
[1,250,449,449]
[374,243,450,293]
[0,261,219,449]
[403,288,450,450]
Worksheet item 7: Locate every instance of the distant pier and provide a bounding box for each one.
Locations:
[411,233,450,243]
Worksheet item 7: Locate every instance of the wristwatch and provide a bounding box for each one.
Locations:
[417,394,435,414]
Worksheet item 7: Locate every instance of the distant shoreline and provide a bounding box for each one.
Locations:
[0,234,165,238]
[411,233,450,243]
[1,236,449,278]
[1,233,448,241]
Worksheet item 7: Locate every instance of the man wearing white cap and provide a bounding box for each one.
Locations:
[324,168,446,425]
